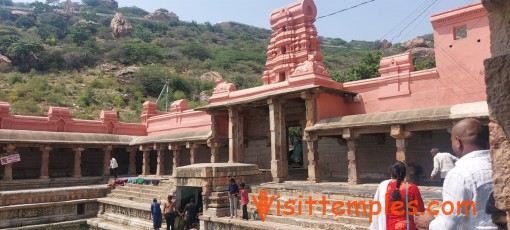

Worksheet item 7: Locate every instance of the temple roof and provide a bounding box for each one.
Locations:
[0,129,135,145]
[307,101,489,132]
[130,130,211,145]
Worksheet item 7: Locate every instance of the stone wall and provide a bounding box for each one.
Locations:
[407,130,452,182]
[82,149,104,177]
[49,149,75,178]
[12,147,42,179]
[317,137,348,180]
[244,140,271,169]
[195,145,211,164]
[482,0,510,216]
[356,133,396,182]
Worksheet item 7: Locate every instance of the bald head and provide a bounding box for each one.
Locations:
[451,118,488,157]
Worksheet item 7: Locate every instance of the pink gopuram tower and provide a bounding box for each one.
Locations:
[262,0,330,85]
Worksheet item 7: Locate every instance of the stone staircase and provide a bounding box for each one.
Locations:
[239,182,442,230]
[89,178,178,230]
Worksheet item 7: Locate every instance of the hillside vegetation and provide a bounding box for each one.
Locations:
[0,0,435,122]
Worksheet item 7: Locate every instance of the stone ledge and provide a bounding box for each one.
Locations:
[0,199,97,211]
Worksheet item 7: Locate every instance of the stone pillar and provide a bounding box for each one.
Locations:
[482,0,510,222]
[154,144,166,176]
[228,106,244,163]
[390,125,413,181]
[302,91,320,183]
[268,98,288,183]
[139,145,152,176]
[343,129,360,185]
[207,139,221,163]
[40,145,52,179]
[73,146,84,178]
[103,145,113,176]
[187,142,199,164]
[2,144,15,181]
[127,147,137,175]
[169,144,180,176]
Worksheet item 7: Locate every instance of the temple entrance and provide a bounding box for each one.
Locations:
[288,126,304,169]
[175,186,203,215]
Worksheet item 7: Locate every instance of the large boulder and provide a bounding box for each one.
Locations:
[110,12,132,39]
[402,38,431,50]
[0,54,13,73]
[200,71,223,82]
[116,66,139,84]
[144,10,179,22]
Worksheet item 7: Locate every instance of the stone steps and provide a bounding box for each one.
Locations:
[262,215,369,230]
[204,216,322,230]
[88,216,152,230]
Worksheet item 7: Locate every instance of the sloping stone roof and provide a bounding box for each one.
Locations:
[130,130,212,145]
[307,101,489,132]
[0,129,212,145]
[0,129,134,145]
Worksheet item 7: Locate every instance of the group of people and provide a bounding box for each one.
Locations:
[228,178,250,220]
[370,118,508,230]
[150,195,199,230]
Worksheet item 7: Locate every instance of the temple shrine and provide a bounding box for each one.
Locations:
[0,0,498,229]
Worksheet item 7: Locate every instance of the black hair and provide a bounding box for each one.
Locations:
[389,161,406,201]
[167,195,173,200]
[153,198,157,203]
[229,178,236,183]
[190,197,195,203]
[240,183,245,188]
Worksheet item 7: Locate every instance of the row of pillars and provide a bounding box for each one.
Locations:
[139,141,223,177]
[2,144,123,181]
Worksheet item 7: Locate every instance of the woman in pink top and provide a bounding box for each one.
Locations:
[240,183,249,220]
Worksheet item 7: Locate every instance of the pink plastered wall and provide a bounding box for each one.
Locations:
[342,2,489,114]
[0,103,146,136]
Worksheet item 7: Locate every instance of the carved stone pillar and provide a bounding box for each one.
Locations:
[228,106,244,163]
[169,144,181,176]
[73,146,85,178]
[154,144,166,176]
[187,142,199,164]
[268,98,288,183]
[2,144,15,181]
[391,125,413,181]
[343,129,360,185]
[103,145,113,176]
[40,145,52,179]
[127,147,137,175]
[302,90,319,183]
[139,145,152,176]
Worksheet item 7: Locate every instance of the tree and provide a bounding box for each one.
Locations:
[108,39,163,65]
[30,1,51,15]
[181,43,210,61]
[333,52,383,83]
[0,0,13,6]
[45,0,61,8]
[117,6,148,17]
[37,14,68,39]
[7,42,45,72]
[0,34,19,53]
[134,65,168,97]
[0,9,15,21]
[81,0,100,7]
[15,16,36,29]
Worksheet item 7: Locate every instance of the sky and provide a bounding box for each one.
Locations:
[14,0,478,42]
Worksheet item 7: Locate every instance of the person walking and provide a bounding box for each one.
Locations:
[228,178,239,218]
[370,161,425,230]
[183,198,197,230]
[416,118,497,229]
[163,195,178,230]
[150,198,162,230]
[110,156,118,179]
[429,148,458,183]
[240,183,249,220]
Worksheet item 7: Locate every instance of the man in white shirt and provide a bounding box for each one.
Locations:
[430,148,458,183]
[110,156,118,179]
[416,118,496,229]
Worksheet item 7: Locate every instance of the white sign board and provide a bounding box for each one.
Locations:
[0,152,21,165]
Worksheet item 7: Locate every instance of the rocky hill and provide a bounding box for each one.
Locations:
[0,0,435,122]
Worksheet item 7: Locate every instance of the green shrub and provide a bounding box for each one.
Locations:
[7,73,23,85]
[89,79,103,88]
[15,16,36,29]
[107,39,163,65]
[172,90,186,100]
[10,98,44,116]
[0,9,15,21]
[117,6,148,17]
[0,34,19,53]
[77,87,96,107]
[75,75,84,83]
[114,95,125,107]
[7,42,45,72]
[133,65,168,97]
